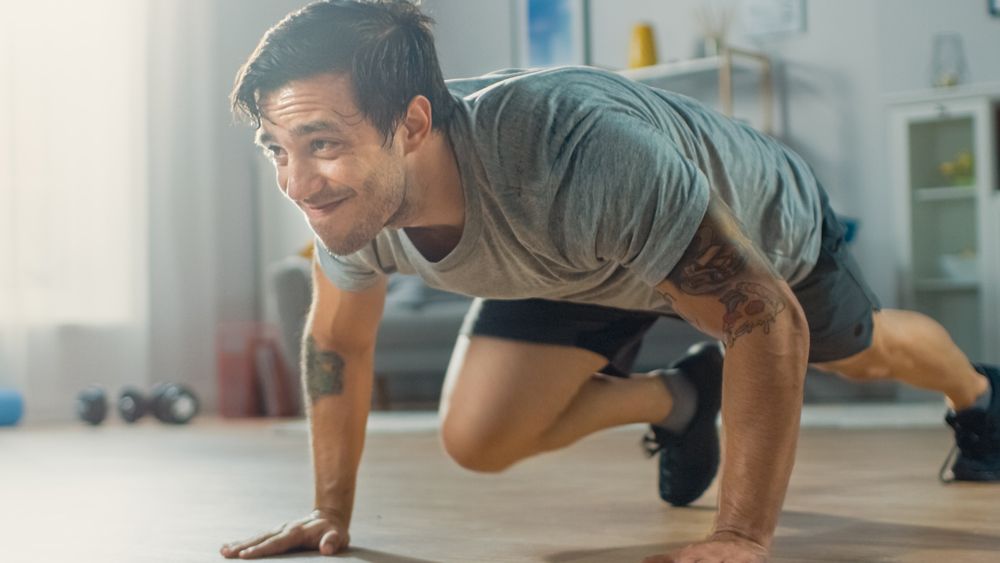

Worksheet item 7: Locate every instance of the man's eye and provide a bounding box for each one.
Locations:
[311,140,338,153]
[264,146,287,164]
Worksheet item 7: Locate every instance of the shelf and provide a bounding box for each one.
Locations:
[913,186,977,202]
[615,56,763,83]
[914,278,980,292]
[617,57,727,82]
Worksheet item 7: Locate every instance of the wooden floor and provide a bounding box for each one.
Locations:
[3,417,1000,563]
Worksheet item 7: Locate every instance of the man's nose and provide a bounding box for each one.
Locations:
[283,157,323,203]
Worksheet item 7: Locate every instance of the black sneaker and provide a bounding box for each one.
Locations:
[641,341,724,506]
[941,364,1000,482]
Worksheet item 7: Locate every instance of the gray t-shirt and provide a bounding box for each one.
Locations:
[317,67,823,315]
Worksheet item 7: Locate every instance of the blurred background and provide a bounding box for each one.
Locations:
[1,0,998,425]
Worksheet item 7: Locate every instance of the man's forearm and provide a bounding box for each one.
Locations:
[713,315,808,547]
[303,335,375,521]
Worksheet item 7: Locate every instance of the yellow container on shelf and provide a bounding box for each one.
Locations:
[628,23,658,68]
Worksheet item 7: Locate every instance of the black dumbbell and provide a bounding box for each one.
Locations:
[117,387,148,423]
[148,383,200,424]
[118,384,200,425]
[78,384,200,425]
[76,385,108,425]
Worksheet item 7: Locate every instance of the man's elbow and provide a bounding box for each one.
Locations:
[763,283,810,383]
[723,281,809,385]
[781,288,810,370]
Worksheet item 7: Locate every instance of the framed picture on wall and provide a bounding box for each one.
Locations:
[515,0,591,68]
[742,0,807,36]
[991,0,1000,17]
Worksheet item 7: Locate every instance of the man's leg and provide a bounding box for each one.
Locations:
[439,335,674,472]
[813,307,1000,481]
[813,309,987,410]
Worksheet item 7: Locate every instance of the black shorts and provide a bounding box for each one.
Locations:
[460,186,881,373]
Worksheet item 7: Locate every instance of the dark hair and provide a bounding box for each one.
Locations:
[231,0,456,142]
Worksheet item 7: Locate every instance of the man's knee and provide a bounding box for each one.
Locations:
[440,409,519,473]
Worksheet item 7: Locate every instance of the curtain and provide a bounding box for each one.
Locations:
[0,1,150,421]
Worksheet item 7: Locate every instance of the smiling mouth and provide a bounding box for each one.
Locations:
[305,196,350,216]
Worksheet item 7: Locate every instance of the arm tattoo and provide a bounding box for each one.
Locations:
[663,210,787,347]
[303,335,346,401]
[719,282,786,345]
[672,224,748,294]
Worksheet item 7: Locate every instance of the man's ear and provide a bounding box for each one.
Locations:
[399,95,433,154]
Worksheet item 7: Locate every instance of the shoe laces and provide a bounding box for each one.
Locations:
[641,427,680,458]
[641,430,662,458]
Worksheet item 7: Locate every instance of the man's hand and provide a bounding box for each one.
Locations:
[642,532,769,563]
[220,509,350,559]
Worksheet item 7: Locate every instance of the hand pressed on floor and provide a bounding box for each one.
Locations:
[641,532,769,563]
[220,509,350,559]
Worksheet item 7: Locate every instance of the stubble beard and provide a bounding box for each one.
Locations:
[314,174,408,256]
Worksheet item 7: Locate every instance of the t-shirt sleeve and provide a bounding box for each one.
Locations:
[314,237,385,292]
[566,114,711,287]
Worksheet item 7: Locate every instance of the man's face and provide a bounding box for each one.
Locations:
[256,73,407,256]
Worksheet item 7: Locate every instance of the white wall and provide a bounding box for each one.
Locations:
[146,0,310,414]
[212,2,317,326]
[421,0,516,78]
[147,1,232,415]
[423,0,1000,308]
[876,0,1000,93]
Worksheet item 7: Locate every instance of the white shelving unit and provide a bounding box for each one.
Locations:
[887,84,1000,364]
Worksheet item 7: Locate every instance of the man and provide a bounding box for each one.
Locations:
[220,1,1000,561]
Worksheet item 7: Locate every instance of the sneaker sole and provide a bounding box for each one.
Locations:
[951,467,1000,481]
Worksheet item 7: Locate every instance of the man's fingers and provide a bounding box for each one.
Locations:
[220,530,280,559]
[237,528,302,559]
[319,529,344,555]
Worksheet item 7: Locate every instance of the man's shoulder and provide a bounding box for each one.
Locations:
[452,67,638,178]
[445,68,530,98]
[448,66,628,110]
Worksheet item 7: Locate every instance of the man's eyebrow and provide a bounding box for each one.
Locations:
[291,120,342,137]
[255,130,274,147]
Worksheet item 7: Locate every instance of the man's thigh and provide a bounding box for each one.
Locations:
[440,335,607,444]
[439,297,659,443]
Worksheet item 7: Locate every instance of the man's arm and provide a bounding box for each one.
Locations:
[305,258,386,525]
[221,260,386,559]
[656,195,809,552]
